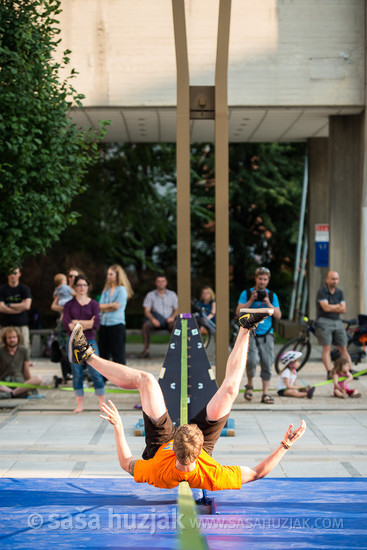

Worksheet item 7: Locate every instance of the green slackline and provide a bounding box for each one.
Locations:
[178,481,208,550]
[0,380,139,393]
[180,317,188,425]
[238,368,367,392]
[177,316,208,550]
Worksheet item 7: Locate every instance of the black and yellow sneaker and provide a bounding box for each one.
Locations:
[68,323,94,364]
[237,308,274,331]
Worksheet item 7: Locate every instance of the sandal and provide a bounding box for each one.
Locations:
[244,385,253,401]
[261,394,274,404]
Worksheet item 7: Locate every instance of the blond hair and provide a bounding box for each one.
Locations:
[200,286,215,301]
[1,326,23,346]
[173,424,204,465]
[104,264,134,299]
[54,273,67,286]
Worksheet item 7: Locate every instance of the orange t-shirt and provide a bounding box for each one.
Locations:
[134,440,242,491]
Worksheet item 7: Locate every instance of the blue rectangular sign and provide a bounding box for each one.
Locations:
[315,242,329,267]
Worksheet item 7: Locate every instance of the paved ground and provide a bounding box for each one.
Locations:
[1,341,366,479]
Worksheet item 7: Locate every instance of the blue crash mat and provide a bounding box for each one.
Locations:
[0,477,366,549]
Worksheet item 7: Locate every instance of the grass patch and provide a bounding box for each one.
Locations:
[126,333,171,344]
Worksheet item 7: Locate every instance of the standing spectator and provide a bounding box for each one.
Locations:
[139,275,178,359]
[236,266,282,404]
[51,267,83,384]
[63,275,105,413]
[51,267,84,384]
[0,267,32,350]
[99,265,134,364]
[315,270,352,379]
[0,327,42,399]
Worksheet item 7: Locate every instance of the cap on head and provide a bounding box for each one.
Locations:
[280,350,303,367]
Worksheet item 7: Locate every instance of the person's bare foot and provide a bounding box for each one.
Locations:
[73,406,84,413]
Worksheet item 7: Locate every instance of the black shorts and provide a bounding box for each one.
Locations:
[142,407,230,460]
[277,389,286,397]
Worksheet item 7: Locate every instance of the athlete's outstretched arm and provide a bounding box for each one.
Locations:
[100,401,136,476]
[240,420,306,484]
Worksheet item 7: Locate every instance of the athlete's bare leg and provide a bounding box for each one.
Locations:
[87,354,166,421]
[206,326,250,421]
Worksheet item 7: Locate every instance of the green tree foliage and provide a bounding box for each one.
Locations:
[57,143,214,279]
[0,0,106,272]
[190,142,305,307]
[24,141,305,322]
[228,143,305,305]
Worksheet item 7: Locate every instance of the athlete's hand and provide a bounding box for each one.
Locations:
[283,420,306,447]
[100,400,122,428]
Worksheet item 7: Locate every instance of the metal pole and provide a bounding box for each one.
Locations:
[288,153,308,320]
[301,275,309,318]
[295,231,308,317]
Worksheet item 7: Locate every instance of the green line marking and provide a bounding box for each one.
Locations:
[236,368,367,392]
[178,481,208,550]
[0,380,139,393]
[180,317,188,425]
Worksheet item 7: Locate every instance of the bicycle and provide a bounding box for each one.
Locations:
[192,301,216,349]
[274,316,366,374]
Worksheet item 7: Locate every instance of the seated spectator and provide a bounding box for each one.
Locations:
[99,265,134,365]
[63,275,105,413]
[277,351,315,399]
[0,327,42,399]
[139,275,178,359]
[198,286,216,325]
[332,357,361,398]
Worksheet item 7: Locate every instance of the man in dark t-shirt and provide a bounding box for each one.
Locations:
[0,268,32,349]
[315,270,352,379]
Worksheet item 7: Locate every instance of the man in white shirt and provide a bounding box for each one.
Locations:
[139,275,178,358]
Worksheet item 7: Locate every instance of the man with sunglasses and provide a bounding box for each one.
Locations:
[236,267,282,404]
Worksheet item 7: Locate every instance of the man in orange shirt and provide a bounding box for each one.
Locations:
[69,308,306,490]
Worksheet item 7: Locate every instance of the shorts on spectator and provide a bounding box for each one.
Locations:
[315,318,348,347]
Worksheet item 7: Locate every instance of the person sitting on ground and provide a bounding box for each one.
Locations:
[277,351,315,399]
[0,327,42,399]
[332,357,361,399]
[68,308,306,490]
[139,275,178,359]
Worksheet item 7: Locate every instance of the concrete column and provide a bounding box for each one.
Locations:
[214,0,231,384]
[172,0,191,313]
[308,138,330,320]
[329,115,363,318]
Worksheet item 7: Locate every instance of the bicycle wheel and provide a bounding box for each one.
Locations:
[200,328,211,349]
[274,338,311,374]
